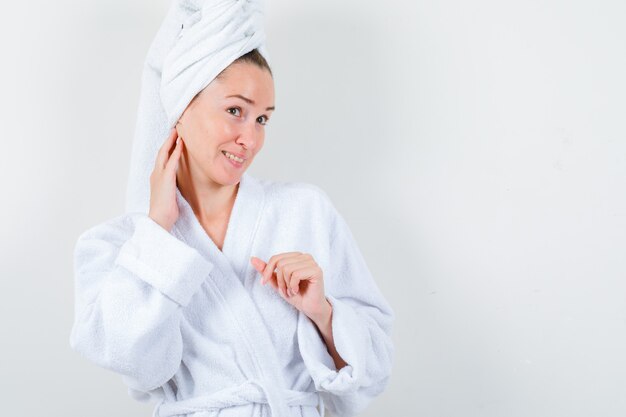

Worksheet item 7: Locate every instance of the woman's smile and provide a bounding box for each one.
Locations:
[222,150,245,168]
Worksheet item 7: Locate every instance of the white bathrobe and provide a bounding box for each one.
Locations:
[69,171,395,417]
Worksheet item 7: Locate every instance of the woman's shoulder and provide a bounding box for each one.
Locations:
[75,212,148,248]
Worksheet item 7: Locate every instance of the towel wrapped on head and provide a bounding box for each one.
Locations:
[125,0,270,215]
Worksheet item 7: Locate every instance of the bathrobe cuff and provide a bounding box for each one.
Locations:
[297,293,370,394]
[114,215,214,306]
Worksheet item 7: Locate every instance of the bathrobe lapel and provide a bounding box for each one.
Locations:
[172,172,289,392]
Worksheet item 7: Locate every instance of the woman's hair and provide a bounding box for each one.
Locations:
[185,49,272,108]
[217,48,272,79]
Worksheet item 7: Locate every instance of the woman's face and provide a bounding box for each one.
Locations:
[175,61,275,186]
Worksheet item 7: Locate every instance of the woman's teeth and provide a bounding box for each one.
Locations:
[222,151,244,163]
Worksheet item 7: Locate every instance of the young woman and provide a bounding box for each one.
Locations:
[69,2,394,417]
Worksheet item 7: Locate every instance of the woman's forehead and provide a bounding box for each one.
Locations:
[203,66,274,103]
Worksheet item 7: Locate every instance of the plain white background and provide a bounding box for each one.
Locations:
[1,0,625,416]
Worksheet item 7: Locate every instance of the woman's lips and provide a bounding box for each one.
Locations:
[222,151,244,168]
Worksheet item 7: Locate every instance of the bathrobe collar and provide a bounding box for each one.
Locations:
[173,171,264,278]
[170,172,293,416]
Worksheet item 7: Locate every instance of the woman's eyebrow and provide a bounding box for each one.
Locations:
[226,94,275,111]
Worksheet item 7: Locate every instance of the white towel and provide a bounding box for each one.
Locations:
[124,0,270,215]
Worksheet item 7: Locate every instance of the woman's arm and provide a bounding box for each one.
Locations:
[69,213,214,392]
[297,191,395,417]
[311,299,349,370]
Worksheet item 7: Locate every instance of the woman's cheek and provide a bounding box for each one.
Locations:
[221,120,238,137]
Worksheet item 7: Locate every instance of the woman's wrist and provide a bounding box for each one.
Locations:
[308,297,332,327]
[309,298,349,370]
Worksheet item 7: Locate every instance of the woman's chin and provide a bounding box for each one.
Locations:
[212,168,245,186]
[201,156,250,186]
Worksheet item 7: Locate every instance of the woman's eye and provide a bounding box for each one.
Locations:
[227,107,241,116]
[257,115,268,125]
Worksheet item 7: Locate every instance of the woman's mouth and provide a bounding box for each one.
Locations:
[222,150,245,168]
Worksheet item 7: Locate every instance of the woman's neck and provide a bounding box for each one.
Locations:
[176,170,239,224]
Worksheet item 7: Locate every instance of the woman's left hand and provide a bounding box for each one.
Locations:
[250,253,330,322]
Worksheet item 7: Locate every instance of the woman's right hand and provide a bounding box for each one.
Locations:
[149,127,184,232]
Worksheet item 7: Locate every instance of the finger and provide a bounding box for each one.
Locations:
[290,266,319,294]
[262,252,301,285]
[165,136,184,172]
[283,254,316,291]
[275,254,305,297]
[251,257,272,286]
[250,257,264,274]
[284,265,298,297]
[265,271,279,291]
[284,265,299,296]
[286,260,316,294]
[279,257,309,295]
[276,265,287,298]
[156,128,178,169]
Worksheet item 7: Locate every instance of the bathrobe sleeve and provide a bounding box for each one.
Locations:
[296,194,395,417]
[69,213,214,392]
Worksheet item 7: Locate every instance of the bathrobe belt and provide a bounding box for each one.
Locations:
[153,378,325,417]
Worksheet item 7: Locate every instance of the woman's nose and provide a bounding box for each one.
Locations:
[236,119,261,149]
